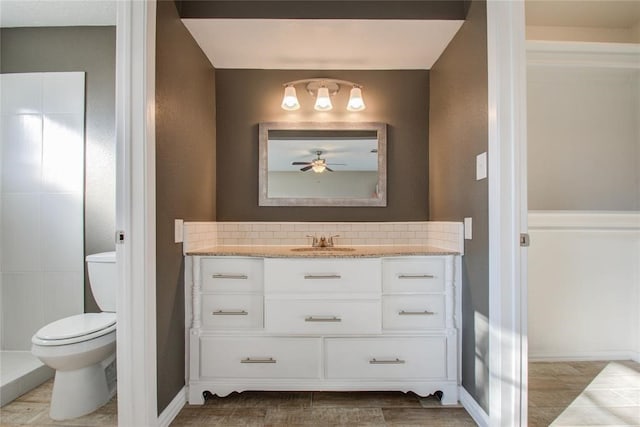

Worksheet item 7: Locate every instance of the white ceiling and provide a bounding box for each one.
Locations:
[182,19,464,70]
[0,0,116,28]
[268,138,378,172]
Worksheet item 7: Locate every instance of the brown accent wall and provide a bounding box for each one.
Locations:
[1,26,116,313]
[428,0,489,412]
[155,0,217,413]
[216,69,429,221]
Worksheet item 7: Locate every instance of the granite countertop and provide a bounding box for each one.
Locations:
[186,245,460,258]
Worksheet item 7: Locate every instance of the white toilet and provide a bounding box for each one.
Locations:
[31,251,117,420]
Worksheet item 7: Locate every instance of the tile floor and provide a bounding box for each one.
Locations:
[1,360,638,426]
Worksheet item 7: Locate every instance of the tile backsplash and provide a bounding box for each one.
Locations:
[184,221,464,254]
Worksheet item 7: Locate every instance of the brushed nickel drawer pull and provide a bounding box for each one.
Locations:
[304,316,342,322]
[212,310,248,316]
[398,274,435,279]
[399,310,436,315]
[369,358,406,364]
[212,274,248,279]
[304,274,341,279]
[240,357,276,364]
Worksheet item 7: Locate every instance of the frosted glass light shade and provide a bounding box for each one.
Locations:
[312,163,326,173]
[347,86,366,111]
[314,86,333,111]
[281,85,300,110]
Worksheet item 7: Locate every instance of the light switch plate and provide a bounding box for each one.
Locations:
[174,219,184,243]
[476,152,487,180]
[464,217,472,240]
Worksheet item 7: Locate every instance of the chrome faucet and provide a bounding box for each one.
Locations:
[306,234,340,248]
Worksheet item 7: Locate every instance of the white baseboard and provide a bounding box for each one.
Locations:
[459,386,488,427]
[158,386,186,427]
[529,351,636,362]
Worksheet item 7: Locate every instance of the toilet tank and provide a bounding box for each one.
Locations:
[86,251,116,312]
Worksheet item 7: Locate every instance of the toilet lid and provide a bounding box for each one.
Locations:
[35,313,116,341]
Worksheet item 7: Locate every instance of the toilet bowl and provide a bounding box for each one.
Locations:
[31,251,117,420]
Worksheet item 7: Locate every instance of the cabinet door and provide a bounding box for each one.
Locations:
[265,299,381,334]
[325,337,447,380]
[382,295,446,331]
[200,337,321,378]
[201,294,263,329]
[382,258,445,293]
[201,258,263,293]
[265,258,381,294]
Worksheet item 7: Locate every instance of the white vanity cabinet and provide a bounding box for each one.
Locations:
[187,254,460,405]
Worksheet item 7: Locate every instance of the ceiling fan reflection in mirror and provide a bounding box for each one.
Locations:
[291,151,345,173]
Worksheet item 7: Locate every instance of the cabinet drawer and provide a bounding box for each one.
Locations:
[201,294,263,329]
[265,300,381,334]
[200,337,320,378]
[201,258,263,293]
[264,258,380,294]
[382,258,445,293]
[325,337,447,379]
[382,295,445,331]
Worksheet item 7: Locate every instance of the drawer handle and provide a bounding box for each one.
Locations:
[304,316,342,322]
[212,274,248,279]
[212,310,248,316]
[240,357,276,364]
[398,274,435,279]
[369,358,406,365]
[304,274,341,280]
[399,310,436,316]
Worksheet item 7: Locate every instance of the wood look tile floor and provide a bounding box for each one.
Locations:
[2,360,639,426]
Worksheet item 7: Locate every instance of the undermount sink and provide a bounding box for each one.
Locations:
[290,247,356,252]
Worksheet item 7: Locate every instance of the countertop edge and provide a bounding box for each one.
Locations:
[185,245,460,258]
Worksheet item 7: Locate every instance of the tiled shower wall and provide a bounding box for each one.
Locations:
[183,221,464,254]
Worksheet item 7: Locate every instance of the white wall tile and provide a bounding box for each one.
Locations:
[1,194,41,272]
[1,114,43,193]
[0,73,42,115]
[42,72,85,114]
[1,273,44,350]
[42,114,84,194]
[40,193,83,272]
[42,272,84,325]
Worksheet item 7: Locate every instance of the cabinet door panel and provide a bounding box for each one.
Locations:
[265,299,381,334]
[325,337,447,379]
[201,258,263,293]
[382,258,445,293]
[201,294,263,329]
[200,337,321,378]
[382,295,445,331]
[265,258,380,294]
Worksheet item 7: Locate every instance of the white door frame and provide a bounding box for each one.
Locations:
[113,1,529,425]
[115,0,158,425]
[486,1,528,426]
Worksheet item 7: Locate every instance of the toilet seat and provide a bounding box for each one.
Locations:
[33,313,116,346]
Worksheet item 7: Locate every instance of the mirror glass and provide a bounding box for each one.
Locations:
[259,122,387,206]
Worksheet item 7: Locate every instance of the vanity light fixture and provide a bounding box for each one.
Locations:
[281,78,366,112]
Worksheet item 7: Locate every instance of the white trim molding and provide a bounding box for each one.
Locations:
[529,211,640,230]
[487,0,528,426]
[158,387,187,427]
[527,40,640,69]
[459,386,489,427]
[115,0,158,425]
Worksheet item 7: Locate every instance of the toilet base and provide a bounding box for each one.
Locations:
[49,355,116,420]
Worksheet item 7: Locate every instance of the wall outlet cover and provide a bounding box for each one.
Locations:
[476,152,487,181]
[464,217,472,240]
[175,219,184,243]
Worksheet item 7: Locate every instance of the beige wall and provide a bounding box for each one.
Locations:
[526,25,640,43]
